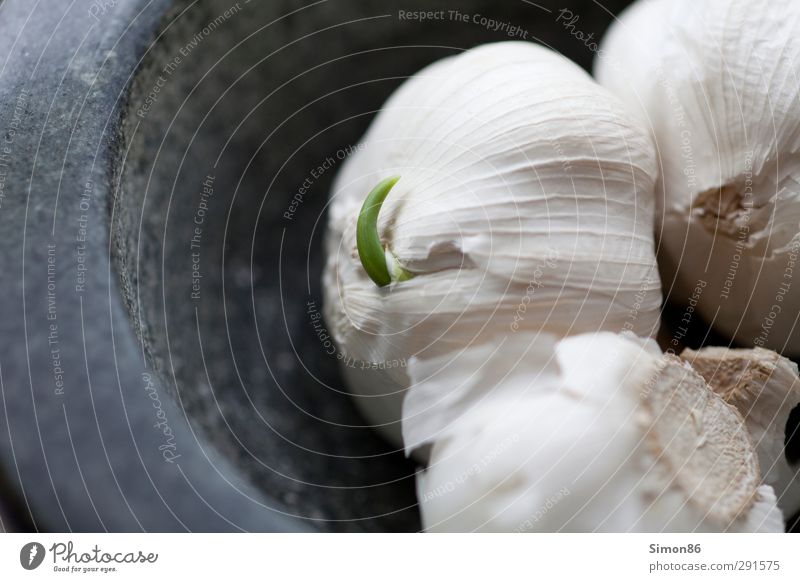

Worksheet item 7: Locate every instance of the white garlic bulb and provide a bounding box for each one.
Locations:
[413,332,783,532]
[681,346,800,517]
[324,42,661,445]
[595,0,800,355]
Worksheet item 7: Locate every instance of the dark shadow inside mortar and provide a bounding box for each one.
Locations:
[110,0,631,531]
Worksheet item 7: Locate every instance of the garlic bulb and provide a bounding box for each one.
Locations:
[324,42,661,444]
[681,346,800,517]
[595,0,800,355]
[413,332,783,532]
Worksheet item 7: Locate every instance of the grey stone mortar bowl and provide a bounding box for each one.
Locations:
[0,0,636,532]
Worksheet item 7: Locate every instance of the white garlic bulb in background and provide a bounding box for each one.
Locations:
[681,346,800,517]
[595,0,800,355]
[414,332,783,532]
[324,42,661,445]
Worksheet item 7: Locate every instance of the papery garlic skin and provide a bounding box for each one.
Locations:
[596,0,800,355]
[681,346,800,517]
[324,42,661,444]
[402,331,658,454]
[732,485,786,534]
[414,332,782,532]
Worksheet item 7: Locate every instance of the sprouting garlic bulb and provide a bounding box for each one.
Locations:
[681,346,800,517]
[324,42,661,444]
[413,332,783,532]
[595,0,800,355]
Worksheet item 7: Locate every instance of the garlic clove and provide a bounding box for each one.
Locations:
[402,333,561,458]
[595,0,800,355]
[324,41,661,443]
[416,332,779,532]
[418,391,644,532]
[680,346,800,517]
[553,331,662,405]
[403,331,657,461]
